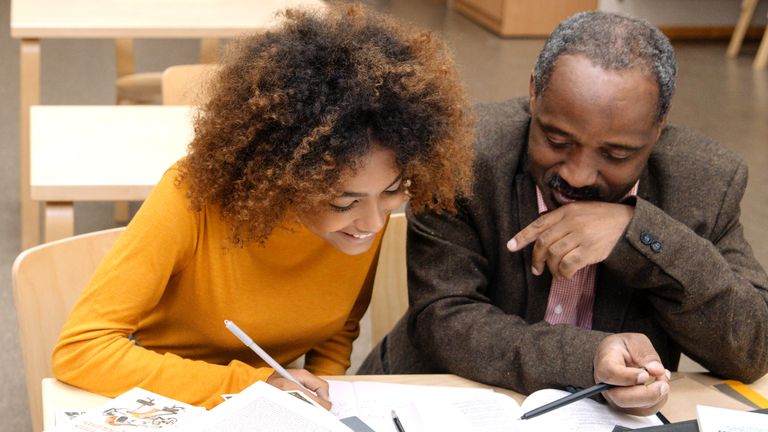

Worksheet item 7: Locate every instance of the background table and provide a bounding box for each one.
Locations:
[11,0,327,248]
[30,105,194,242]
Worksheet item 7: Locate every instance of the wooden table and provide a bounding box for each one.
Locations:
[42,373,768,431]
[30,105,194,242]
[11,0,326,249]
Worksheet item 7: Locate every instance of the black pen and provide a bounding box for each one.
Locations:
[519,382,616,420]
[391,409,406,432]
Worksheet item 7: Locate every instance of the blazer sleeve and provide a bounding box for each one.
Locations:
[51,169,274,408]
[405,205,608,394]
[605,160,768,382]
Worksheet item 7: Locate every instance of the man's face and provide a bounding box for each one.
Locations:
[528,54,665,210]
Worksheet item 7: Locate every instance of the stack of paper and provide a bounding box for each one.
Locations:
[696,405,768,432]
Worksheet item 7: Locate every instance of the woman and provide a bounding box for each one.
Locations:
[52,5,473,409]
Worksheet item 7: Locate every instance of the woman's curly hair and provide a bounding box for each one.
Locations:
[177,4,474,246]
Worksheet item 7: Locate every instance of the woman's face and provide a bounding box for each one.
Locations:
[300,146,406,255]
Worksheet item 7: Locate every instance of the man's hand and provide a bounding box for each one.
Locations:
[507,202,633,279]
[266,368,332,410]
[594,333,670,416]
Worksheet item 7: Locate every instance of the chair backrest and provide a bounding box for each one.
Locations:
[115,39,220,105]
[115,38,221,79]
[13,228,125,432]
[370,212,408,346]
[161,63,220,105]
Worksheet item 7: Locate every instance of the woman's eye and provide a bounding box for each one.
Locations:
[383,183,405,195]
[329,201,356,212]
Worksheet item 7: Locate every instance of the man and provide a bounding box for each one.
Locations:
[359,11,768,415]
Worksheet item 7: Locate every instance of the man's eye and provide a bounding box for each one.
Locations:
[602,151,631,162]
[546,136,569,149]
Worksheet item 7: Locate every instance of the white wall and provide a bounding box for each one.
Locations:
[598,0,768,26]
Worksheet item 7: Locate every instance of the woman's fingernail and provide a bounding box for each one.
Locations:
[507,238,518,250]
[660,381,670,396]
[532,266,541,276]
[665,370,672,380]
[647,360,662,370]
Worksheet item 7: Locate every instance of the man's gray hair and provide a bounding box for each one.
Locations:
[533,11,677,123]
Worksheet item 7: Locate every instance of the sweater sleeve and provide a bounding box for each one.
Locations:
[303,251,378,376]
[51,169,274,408]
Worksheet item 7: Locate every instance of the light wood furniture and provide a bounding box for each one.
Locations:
[13,228,126,432]
[30,105,194,242]
[161,64,220,105]
[41,373,768,431]
[11,0,327,249]
[116,39,221,106]
[727,0,768,69]
[454,0,597,37]
[370,213,408,346]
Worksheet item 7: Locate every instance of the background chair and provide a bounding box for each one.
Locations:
[727,0,768,69]
[13,228,125,432]
[369,212,408,347]
[161,63,220,106]
[115,38,220,105]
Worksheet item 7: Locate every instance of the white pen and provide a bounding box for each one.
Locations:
[224,319,311,393]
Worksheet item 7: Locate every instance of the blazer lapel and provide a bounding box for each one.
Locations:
[515,172,552,323]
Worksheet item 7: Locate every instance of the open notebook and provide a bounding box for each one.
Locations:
[328,380,662,432]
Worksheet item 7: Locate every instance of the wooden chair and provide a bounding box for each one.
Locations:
[370,212,409,346]
[161,63,220,106]
[13,228,125,432]
[113,38,219,222]
[727,0,768,70]
[115,38,220,105]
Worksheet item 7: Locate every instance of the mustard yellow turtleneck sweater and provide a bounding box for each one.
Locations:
[52,167,383,408]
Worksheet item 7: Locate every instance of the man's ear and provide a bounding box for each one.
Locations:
[654,112,669,140]
[529,73,535,98]
[529,73,536,112]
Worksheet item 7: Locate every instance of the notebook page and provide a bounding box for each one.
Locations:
[327,380,498,431]
[412,390,521,432]
[517,388,662,432]
[696,405,768,432]
[194,381,349,432]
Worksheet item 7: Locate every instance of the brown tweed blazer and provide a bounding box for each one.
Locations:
[360,97,768,395]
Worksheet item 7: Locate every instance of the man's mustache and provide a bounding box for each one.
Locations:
[547,174,601,200]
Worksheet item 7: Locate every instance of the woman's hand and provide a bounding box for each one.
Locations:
[266,368,332,410]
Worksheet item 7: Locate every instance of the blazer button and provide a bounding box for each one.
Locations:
[640,232,653,245]
[650,241,663,253]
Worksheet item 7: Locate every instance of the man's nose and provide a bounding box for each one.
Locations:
[559,151,598,189]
